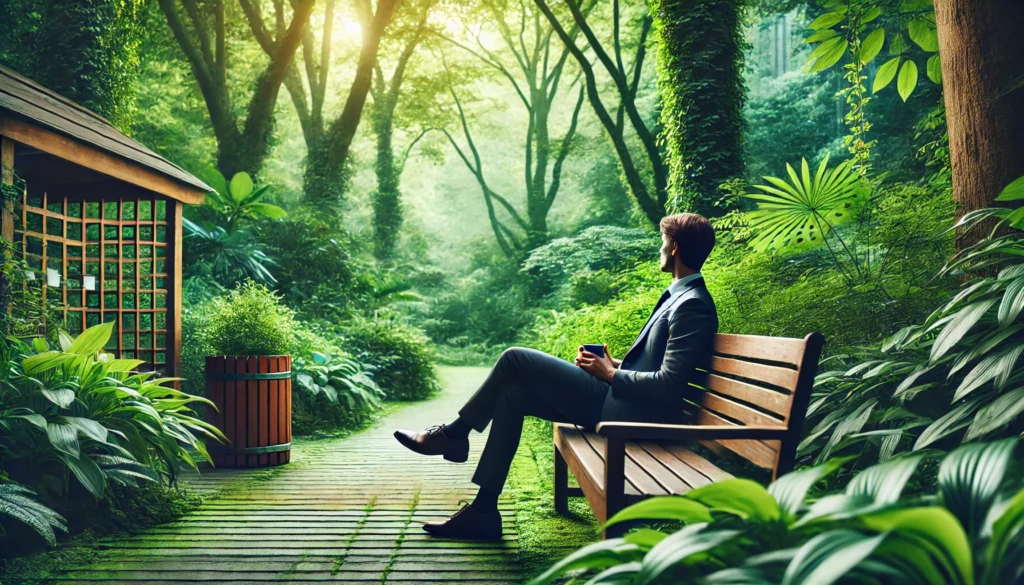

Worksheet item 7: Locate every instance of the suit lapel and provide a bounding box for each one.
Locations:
[623,278,706,359]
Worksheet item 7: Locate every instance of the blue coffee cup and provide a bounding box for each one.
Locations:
[582,344,605,358]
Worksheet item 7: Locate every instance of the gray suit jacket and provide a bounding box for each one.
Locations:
[600,277,717,424]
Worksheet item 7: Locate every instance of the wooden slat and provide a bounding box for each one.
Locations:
[638,442,715,490]
[170,200,183,378]
[713,333,806,367]
[583,433,666,496]
[694,410,780,469]
[705,373,792,418]
[699,393,783,427]
[708,355,800,391]
[659,444,734,482]
[624,443,690,494]
[247,356,259,468]
[223,357,236,468]
[1,135,12,243]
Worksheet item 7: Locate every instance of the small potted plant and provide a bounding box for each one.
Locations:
[204,281,297,468]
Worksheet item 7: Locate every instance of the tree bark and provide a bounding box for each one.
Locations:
[934,0,1024,249]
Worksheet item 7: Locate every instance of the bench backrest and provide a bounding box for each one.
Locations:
[693,332,824,479]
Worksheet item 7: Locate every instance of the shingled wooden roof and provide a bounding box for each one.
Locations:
[0,65,211,203]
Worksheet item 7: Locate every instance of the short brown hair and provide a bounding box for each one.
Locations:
[660,213,715,270]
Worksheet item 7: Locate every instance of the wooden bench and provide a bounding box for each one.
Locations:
[553,332,824,537]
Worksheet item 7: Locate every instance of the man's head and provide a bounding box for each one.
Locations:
[658,213,715,274]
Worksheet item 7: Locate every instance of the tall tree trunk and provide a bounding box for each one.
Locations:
[372,109,402,260]
[649,0,746,214]
[934,0,1024,249]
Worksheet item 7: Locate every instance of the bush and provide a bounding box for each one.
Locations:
[532,438,1024,585]
[0,323,223,549]
[340,316,441,401]
[205,281,297,356]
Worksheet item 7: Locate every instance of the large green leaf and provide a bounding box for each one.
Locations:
[984,488,1024,585]
[59,453,106,499]
[635,524,741,585]
[47,421,80,457]
[995,175,1024,202]
[782,530,886,585]
[808,10,846,30]
[966,387,1024,441]
[527,539,642,585]
[63,416,109,444]
[23,351,77,375]
[860,507,973,585]
[68,321,114,356]
[41,387,76,409]
[930,299,997,362]
[603,496,712,530]
[908,19,939,52]
[953,345,1024,401]
[808,38,849,73]
[686,479,781,522]
[248,202,287,219]
[914,398,982,450]
[873,57,900,93]
[938,438,1018,541]
[847,455,922,505]
[926,54,943,84]
[859,28,884,64]
[769,458,849,519]
[897,60,919,102]
[228,172,254,202]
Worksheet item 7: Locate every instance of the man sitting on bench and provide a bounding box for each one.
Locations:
[394,213,719,540]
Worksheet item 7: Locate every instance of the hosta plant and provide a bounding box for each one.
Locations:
[0,322,226,545]
[803,178,1024,466]
[530,438,1024,585]
[293,351,383,412]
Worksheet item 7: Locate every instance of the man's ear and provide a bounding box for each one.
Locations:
[672,242,679,257]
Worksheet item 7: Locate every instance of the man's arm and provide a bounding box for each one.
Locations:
[610,298,716,403]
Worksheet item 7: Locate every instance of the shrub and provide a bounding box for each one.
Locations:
[205,281,297,356]
[291,351,383,435]
[0,323,223,548]
[340,316,441,401]
[532,438,1024,585]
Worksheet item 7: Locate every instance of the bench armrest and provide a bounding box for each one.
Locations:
[595,422,789,441]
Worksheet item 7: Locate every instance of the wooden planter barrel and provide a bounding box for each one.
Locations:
[205,355,292,468]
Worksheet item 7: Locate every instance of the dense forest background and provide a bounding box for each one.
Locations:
[3,0,1024,574]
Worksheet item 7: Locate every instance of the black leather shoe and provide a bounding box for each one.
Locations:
[394,424,470,463]
[423,503,502,540]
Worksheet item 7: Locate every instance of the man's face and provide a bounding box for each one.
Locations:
[659,233,675,273]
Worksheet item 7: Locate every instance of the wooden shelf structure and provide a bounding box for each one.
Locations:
[1,65,211,376]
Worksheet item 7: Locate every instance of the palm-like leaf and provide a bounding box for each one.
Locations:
[744,155,862,252]
[0,483,67,545]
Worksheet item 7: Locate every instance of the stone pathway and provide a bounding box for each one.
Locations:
[54,366,522,584]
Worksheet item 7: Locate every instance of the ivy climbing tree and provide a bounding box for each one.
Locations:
[649,0,747,214]
[0,0,145,131]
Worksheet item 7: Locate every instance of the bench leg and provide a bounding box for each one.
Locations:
[554,447,569,516]
[601,437,627,540]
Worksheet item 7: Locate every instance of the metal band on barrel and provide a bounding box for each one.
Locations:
[206,371,292,381]
[208,442,292,455]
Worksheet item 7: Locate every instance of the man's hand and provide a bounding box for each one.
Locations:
[576,344,616,383]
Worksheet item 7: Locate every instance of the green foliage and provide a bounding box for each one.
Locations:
[0,0,144,130]
[293,351,383,413]
[0,482,66,546]
[804,0,940,102]
[198,169,288,232]
[651,0,747,212]
[804,194,1024,466]
[0,324,224,548]
[745,155,864,252]
[182,218,278,285]
[204,281,297,356]
[531,439,1024,585]
[340,315,441,401]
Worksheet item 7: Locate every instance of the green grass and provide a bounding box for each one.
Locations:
[506,416,599,581]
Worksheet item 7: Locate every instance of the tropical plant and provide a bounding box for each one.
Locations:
[530,438,1024,585]
[293,351,383,411]
[198,169,287,232]
[0,481,66,545]
[182,218,277,285]
[802,178,1024,466]
[0,323,226,549]
[204,281,298,356]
